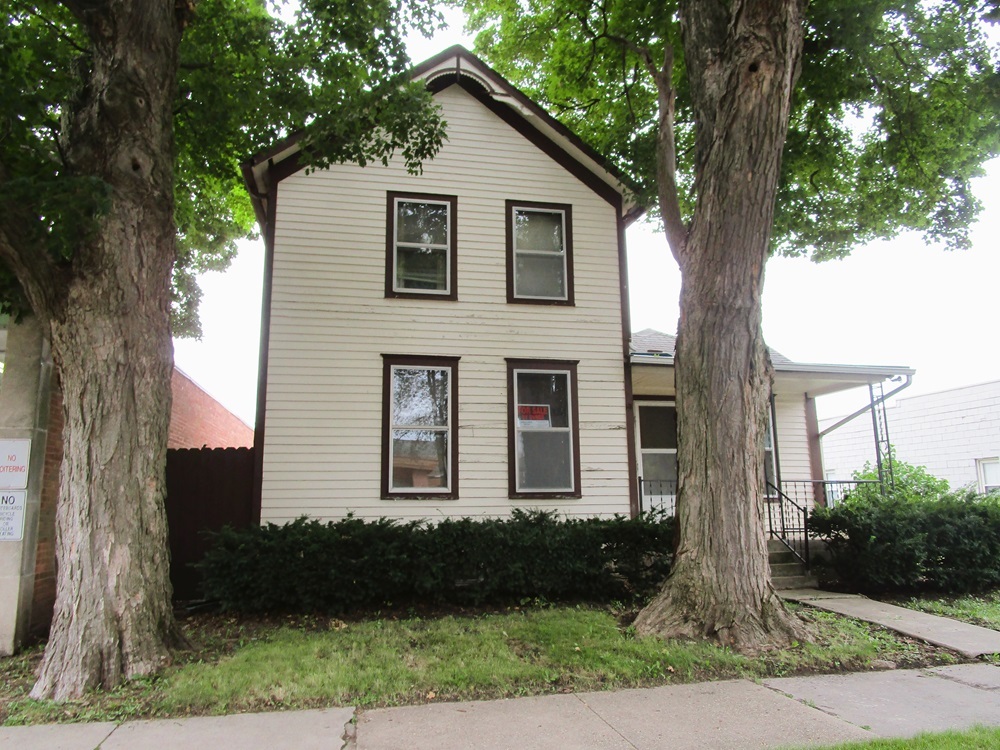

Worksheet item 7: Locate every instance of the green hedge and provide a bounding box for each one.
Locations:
[197,509,674,613]
[811,491,1000,593]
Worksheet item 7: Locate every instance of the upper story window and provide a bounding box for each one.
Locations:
[507,359,580,498]
[506,201,573,305]
[381,354,459,499]
[386,192,457,300]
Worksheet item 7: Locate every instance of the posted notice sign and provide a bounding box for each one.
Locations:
[517,404,551,428]
[0,491,26,541]
[0,438,30,490]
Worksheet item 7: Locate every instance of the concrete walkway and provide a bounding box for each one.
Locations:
[3,598,999,750]
[781,589,1000,658]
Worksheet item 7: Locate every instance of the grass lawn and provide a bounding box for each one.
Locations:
[0,604,959,726]
[798,726,1000,749]
[895,591,1000,632]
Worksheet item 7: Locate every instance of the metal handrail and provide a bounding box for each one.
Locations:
[766,481,809,567]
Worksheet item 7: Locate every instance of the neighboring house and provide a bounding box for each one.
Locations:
[242,46,914,526]
[170,367,253,449]
[0,318,252,650]
[821,380,1000,493]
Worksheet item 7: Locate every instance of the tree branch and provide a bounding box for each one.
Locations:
[652,43,687,262]
[0,160,66,332]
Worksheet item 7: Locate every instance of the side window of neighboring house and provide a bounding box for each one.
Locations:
[978,458,1000,494]
[507,359,581,498]
[381,355,459,499]
[506,201,574,304]
[386,192,457,299]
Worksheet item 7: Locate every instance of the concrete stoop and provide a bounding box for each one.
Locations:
[768,539,817,590]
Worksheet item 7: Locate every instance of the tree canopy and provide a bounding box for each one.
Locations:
[465,0,1000,258]
[1,0,446,336]
[0,0,449,700]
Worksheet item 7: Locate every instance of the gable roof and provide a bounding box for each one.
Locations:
[242,45,645,233]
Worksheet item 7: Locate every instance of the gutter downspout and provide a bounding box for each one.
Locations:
[817,374,913,439]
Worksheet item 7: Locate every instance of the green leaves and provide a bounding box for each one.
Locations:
[464,0,1000,259]
[1,0,446,334]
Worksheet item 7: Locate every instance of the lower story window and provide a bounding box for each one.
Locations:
[381,355,459,498]
[978,458,1000,494]
[507,359,580,497]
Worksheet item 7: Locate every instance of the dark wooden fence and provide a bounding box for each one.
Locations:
[165,447,255,600]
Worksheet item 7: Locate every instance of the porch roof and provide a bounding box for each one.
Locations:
[630,328,915,398]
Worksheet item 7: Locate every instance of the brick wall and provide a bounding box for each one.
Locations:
[821,380,1000,491]
[168,368,253,449]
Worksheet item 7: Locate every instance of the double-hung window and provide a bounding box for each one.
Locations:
[386,192,457,299]
[507,359,580,497]
[506,201,573,304]
[978,458,1000,494]
[382,355,459,498]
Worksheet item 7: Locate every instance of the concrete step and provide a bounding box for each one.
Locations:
[773,574,819,590]
[770,561,808,578]
[769,549,796,566]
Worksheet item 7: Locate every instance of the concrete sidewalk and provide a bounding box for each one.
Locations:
[4,665,999,750]
[4,595,1000,750]
[781,589,1000,658]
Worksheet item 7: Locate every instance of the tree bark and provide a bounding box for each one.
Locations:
[634,0,807,651]
[27,0,184,700]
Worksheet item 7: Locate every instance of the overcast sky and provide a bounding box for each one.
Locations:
[173,14,1000,425]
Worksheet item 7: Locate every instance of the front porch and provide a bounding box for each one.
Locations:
[629,328,915,571]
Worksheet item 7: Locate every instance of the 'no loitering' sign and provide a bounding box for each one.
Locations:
[0,439,30,542]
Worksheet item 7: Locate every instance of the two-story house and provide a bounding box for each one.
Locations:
[242,46,913,529]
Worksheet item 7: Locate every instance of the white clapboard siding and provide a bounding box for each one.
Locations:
[260,85,631,523]
[773,393,815,506]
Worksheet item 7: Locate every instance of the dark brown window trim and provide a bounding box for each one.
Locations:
[385,192,459,301]
[381,354,460,500]
[506,358,582,499]
[505,200,574,306]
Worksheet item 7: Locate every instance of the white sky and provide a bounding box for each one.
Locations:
[173,13,1000,425]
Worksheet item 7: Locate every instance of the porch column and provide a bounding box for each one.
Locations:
[0,316,54,655]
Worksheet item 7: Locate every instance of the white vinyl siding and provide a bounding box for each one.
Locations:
[260,85,630,522]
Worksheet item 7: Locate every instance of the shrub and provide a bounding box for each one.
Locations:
[811,490,1000,594]
[197,509,674,613]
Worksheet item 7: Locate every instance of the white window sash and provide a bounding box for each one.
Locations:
[512,207,568,301]
[393,198,452,295]
[388,365,452,493]
[513,368,574,492]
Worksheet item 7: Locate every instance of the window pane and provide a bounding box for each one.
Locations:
[641,453,676,484]
[392,430,448,489]
[638,406,677,450]
[397,246,447,290]
[516,372,569,427]
[518,431,571,490]
[982,460,1000,491]
[515,254,565,298]
[392,368,448,426]
[764,448,776,487]
[397,201,448,245]
[515,210,563,252]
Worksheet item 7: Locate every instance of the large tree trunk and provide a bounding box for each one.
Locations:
[29,0,184,700]
[634,0,807,651]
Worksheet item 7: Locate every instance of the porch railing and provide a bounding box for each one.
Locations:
[638,479,677,516]
[778,479,882,508]
[638,477,884,569]
[765,481,809,567]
